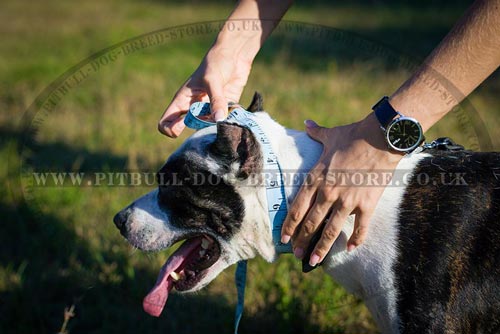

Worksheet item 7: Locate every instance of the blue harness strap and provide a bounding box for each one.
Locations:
[185,102,292,333]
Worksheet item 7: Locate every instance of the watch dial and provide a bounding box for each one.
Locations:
[387,119,421,150]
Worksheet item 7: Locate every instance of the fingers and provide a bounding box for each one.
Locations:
[281,168,323,247]
[309,202,352,266]
[158,98,188,138]
[158,76,228,138]
[304,119,328,142]
[159,82,200,138]
[291,185,337,258]
[347,210,372,251]
[281,121,330,254]
[204,76,228,121]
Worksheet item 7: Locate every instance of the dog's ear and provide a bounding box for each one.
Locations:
[210,122,262,178]
[247,91,264,112]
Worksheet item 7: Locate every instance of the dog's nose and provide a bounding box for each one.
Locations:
[113,210,129,233]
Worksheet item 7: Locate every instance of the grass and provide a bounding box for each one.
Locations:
[1,0,499,333]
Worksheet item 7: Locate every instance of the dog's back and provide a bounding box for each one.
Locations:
[394,150,500,333]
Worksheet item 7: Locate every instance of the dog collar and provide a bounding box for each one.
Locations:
[185,102,292,333]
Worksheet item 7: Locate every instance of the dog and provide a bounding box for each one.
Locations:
[113,93,500,333]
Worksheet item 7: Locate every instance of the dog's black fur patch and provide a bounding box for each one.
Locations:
[157,153,245,239]
[395,150,500,333]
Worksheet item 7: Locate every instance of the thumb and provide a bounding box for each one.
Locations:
[206,80,227,122]
[304,119,327,142]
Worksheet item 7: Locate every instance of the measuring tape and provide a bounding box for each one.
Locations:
[185,102,292,333]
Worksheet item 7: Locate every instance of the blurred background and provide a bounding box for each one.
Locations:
[1,0,499,333]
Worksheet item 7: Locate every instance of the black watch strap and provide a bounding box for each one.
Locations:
[372,96,398,128]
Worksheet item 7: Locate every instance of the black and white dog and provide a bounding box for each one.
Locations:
[114,93,500,333]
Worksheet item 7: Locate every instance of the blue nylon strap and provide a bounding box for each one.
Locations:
[184,102,292,333]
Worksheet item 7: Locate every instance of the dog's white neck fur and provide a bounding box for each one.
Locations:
[234,112,427,333]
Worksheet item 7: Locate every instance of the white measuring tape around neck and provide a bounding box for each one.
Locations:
[184,102,292,333]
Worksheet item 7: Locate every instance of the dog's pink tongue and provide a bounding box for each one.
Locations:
[143,237,202,317]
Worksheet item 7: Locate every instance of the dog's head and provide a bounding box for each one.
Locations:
[113,93,277,316]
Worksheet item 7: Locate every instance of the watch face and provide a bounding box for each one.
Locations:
[386,117,423,151]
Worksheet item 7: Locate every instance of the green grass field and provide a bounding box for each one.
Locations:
[1,0,499,333]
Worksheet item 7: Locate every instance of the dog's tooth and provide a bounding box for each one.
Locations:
[201,238,210,249]
[170,272,181,281]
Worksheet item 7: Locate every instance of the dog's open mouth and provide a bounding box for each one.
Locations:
[142,234,221,317]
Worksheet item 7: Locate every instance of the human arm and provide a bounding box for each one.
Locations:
[281,0,500,267]
[391,0,500,131]
[158,0,293,138]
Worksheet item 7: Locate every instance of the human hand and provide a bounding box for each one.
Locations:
[158,47,253,138]
[281,113,404,267]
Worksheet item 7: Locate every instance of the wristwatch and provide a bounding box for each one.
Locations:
[372,96,424,153]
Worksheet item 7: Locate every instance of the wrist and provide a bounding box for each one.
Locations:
[213,22,262,63]
[213,0,292,61]
[389,92,432,133]
[358,112,405,161]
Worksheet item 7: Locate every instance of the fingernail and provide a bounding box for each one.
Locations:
[347,244,356,252]
[281,234,291,244]
[293,247,304,259]
[214,109,225,122]
[309,254,320,267]
[304,119,317,128]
